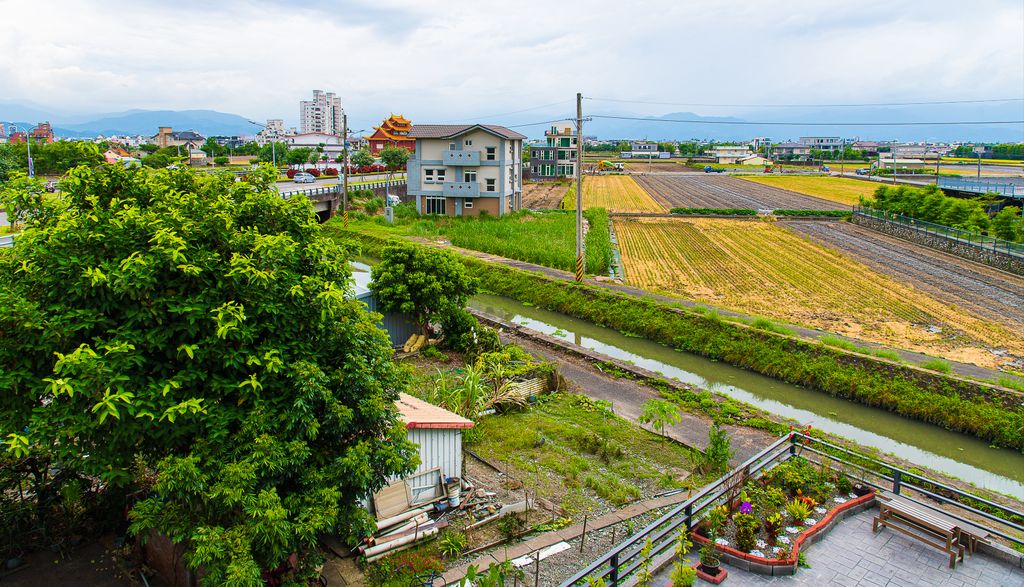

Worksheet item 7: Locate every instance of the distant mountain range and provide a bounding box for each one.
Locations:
[0,104,258,138]
[1,101,1021,142]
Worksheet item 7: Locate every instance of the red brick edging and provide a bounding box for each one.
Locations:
[690,491,876,574]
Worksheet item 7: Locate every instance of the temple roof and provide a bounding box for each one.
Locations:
[366,114,414,141]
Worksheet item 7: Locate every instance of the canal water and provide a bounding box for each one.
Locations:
[468,294,1024,499]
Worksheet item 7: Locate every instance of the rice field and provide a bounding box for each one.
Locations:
[740,175,876,206]
[613,217,1023,367]
[563,175,664,212]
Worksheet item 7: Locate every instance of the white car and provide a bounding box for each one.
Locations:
[293,172,316,183]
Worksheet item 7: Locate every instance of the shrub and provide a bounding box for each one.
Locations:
[670,207,756,216]
[439,531,468,558]
[669,563,696,587]
[365,196,385,215]
[323,167,339,176]
[786,498,811,525]
[308,167,321,177]
[734,512,759,552]
[773,209,851,217]
[213,156,229,166]
[286,168,298,179]
[498,513,526,540]
[694,424,733,475]
[763,512,783,542]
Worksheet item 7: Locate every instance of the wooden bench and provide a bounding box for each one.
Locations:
[877,493,992,556]
[873,496,964,568]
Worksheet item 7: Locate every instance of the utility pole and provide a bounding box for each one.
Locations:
[575,92,584,283]
[342,112,349,227]
[891,140,897,185]
[840,138,845,176]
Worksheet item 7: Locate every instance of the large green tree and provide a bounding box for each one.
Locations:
[370,243,477,336]
[350,148,375,168]
[0,164,415,584]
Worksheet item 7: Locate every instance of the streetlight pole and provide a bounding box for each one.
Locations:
[247,119,277,170]
[10,124,33,177]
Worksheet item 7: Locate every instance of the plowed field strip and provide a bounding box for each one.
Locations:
[786,221,1024,326]
[635,175,843,211]
[613,217,1024,368]
[741,176,875,207]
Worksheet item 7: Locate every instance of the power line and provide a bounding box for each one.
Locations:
[504,117,578,129]
[585,96,1024,108]
[434,101,573,123]
[589,114,1024,127]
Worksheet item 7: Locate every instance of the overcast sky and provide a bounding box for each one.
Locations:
[1,0,1022,125]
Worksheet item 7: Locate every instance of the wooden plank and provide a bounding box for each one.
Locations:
[373,480,410,520]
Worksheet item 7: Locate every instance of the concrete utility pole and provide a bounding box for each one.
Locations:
[575,92,585,282]
[840,138,845,176]
[891,140,897,185]
[342,112,349,227]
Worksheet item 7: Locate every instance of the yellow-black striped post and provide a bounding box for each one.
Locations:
[344,209,349,228]
[575,254,584,282]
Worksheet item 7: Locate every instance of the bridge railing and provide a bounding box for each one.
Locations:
[854,206,1024,258]
[278,179,407,200]
[938,177,1024,198]
[0,235,15,248]
[559,432,1024,587]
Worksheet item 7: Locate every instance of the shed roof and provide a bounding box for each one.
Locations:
[397,393,475,429]
[408,124,526,140]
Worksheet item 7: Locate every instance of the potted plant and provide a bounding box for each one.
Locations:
[698,539,722,576]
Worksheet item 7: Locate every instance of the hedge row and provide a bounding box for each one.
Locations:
[669,208,757,216]
[773,209,852,217]
[331,229,1023,451]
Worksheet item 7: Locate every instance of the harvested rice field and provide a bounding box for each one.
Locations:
[741,175,876,207]
[522,181,570,209]
[636,174,842,211]
[613,216,1024,368]
[563,175,664,212]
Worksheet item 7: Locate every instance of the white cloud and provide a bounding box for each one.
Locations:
[0,0,1021,124]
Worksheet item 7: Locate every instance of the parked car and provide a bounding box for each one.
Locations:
[855,168,869,176]
[293,172,316,184]
[703,165,726,173]
[386,194,401,207]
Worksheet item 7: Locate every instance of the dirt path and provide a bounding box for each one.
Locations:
[498,326,773,464]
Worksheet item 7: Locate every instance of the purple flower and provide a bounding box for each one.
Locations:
[740,501,753,514]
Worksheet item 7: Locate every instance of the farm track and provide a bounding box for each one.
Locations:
[785,221,1024,326]
[636,174,843,211]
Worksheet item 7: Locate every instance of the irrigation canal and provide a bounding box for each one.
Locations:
[350,260,1024,498]
[467,294,1024,499]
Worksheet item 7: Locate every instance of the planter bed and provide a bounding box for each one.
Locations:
[692,489,875,576]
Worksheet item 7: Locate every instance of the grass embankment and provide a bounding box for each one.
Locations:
[612,217,1023,368]
[741,175,876,206]
[562,175,664,212]
[337,207,613,275]
[473,394,699,512]
[331,230,1024,451]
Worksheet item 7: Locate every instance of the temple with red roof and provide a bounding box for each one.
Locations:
[365,114,416,155]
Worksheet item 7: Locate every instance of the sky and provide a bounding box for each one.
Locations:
[1,0,1023,128]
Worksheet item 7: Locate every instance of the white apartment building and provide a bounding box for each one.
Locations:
[407,124,525,217]
[300,90,343,135]
[798,137,842,151]
[255,119,296,146]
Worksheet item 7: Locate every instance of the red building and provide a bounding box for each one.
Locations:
[365,114,415,155]
[10,122,55,144]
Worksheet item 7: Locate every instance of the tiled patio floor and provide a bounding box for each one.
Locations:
[654,509,1023,586]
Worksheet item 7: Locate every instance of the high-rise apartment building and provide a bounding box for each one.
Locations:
[300,90,343,135]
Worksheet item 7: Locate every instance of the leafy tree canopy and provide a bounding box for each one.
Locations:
[370,243,478,335]
[0,164,416,584]
[350,148,375,168]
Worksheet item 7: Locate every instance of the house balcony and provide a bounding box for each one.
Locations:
[443,150,480,166]
[442,181,480,197]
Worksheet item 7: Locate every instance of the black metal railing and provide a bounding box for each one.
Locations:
[559,432,1024,586]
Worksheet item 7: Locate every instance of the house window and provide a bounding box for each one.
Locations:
[465,139,473,146]
[425,197,446,215]
[424,169,434,182]
[449,142,456,150]
[464,169,477,182]
[464,200,473,209]
[436,169,446,182]
[485,146,496,161]
[486,178,496,192]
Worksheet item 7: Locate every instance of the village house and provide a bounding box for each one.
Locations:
[150,127,205,150]
[407,124,525,217]
[711,145,751,164]
[529,124,578,180]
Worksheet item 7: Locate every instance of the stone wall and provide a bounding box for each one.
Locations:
[851,214,1024,276]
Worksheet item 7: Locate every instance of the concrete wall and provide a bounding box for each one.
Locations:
[851,214,1024,276]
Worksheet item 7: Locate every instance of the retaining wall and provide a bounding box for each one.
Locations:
[851,214,1024,276]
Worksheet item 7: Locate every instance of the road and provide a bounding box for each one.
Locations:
[273,172,405,192]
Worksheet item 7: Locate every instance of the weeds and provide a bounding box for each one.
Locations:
[922,358,952,374]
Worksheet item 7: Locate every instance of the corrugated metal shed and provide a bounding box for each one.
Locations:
[349,264,418,349]
[398,393,474,480]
